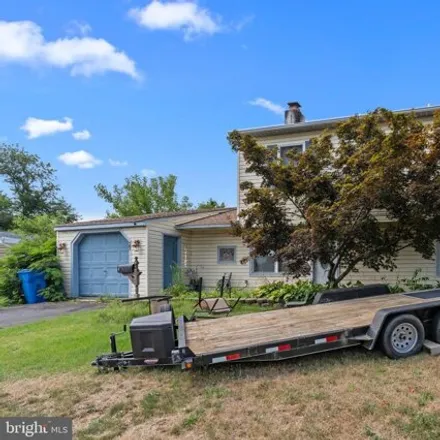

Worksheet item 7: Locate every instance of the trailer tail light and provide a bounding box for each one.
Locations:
[184,361,193,370]
[265,343,292,354]
[315,335,339,345]
[212,353,241,363]
[226,353,241,361]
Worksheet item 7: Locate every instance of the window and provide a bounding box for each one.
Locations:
[267,145,278,162]
[218,246,236,264]
[253,255,276,272]
[280,144,304,164]
[251,255,284,275]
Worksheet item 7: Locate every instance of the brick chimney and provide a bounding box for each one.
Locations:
[284,101,305,124]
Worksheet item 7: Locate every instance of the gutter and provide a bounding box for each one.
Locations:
[237,105,440,138]
[54,222,148,232]
[176,224,232,230]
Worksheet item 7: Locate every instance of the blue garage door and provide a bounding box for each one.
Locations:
[78,232,129,297]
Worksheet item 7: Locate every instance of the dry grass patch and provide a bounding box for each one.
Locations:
[2,350,440,439]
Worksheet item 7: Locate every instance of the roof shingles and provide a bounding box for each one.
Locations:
[56,207,235,229]
[176,209,237,229]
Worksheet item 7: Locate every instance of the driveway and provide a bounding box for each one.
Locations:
[0,301,104,328]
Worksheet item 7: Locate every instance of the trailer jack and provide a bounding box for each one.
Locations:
[110,325,127,354]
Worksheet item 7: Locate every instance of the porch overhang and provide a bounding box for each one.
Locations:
[175,209,237,230]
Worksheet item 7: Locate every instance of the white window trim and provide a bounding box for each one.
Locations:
[217,245,237,265]
[278,141,307,159]
[265,140,309,157]
[250,257,284,277]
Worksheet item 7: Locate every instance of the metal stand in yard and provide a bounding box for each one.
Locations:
[117,257,142,298]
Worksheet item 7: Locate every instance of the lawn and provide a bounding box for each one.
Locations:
[1,300,440,440]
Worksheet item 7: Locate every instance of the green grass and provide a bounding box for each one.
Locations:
[0,299,272,381]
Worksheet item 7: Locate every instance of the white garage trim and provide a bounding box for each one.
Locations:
[70,230,132,298]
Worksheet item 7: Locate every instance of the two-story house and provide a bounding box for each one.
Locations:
[56,103,440,298]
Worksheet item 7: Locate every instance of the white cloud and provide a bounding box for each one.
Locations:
[72,129,91,141]
[109,159,128,166]
[66,20,92,37]
[21,117,73,139]
[141,168,157,178]
[0,20,140,79]
[249,98,284,115]
[128,0,221,40]
[233,15,254,32]
[58,150,102,169]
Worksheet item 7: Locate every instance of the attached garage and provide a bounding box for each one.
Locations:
[55,208,232,299]
[76,232,129,297]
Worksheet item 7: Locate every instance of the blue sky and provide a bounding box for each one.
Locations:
[1,1,440,219]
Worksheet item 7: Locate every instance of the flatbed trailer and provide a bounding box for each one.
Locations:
[92,289,440,370]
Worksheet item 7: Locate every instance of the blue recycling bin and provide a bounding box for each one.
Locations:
[17,269,47,304]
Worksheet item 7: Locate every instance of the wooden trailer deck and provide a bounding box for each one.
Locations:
[185,293,440,355]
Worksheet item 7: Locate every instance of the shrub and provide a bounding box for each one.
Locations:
[0,215,66,304]
[0,235,65,304]
[389,268,440,293]
[254,280,326,303]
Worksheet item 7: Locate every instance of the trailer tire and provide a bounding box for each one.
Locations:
[432,311,440,343]
[380,314,425,359]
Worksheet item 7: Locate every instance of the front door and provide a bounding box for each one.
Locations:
[163,235,179,289]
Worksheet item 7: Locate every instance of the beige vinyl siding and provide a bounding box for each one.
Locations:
[344,246,438,286]
[238,131,319,214]
[147,211,229,297]
[56,227,147,297]
[183,229,309,290]
[57,230,78,297]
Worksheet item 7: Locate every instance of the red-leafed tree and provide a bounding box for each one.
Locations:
[228,109,440,287]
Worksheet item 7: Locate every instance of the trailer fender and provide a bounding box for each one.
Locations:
[365,300,440,350]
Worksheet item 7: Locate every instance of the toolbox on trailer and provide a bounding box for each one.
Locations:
[92,287,440,371]
[130,312,175,361]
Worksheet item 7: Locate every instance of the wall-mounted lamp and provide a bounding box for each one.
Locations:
[57,242,67,252]
[131,239,141,250]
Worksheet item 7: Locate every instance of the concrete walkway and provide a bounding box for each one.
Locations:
[0,301,104,328]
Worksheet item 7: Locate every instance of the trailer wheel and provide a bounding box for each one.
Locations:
[432,311,440,343]
[380,314,425,359]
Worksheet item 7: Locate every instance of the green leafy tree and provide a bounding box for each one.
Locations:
[0,191,13,230]
[95,174,194,217]
[0,144,77,221]
[229,108,440,287]
[197,198,226,210]
[13,214,65,239]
